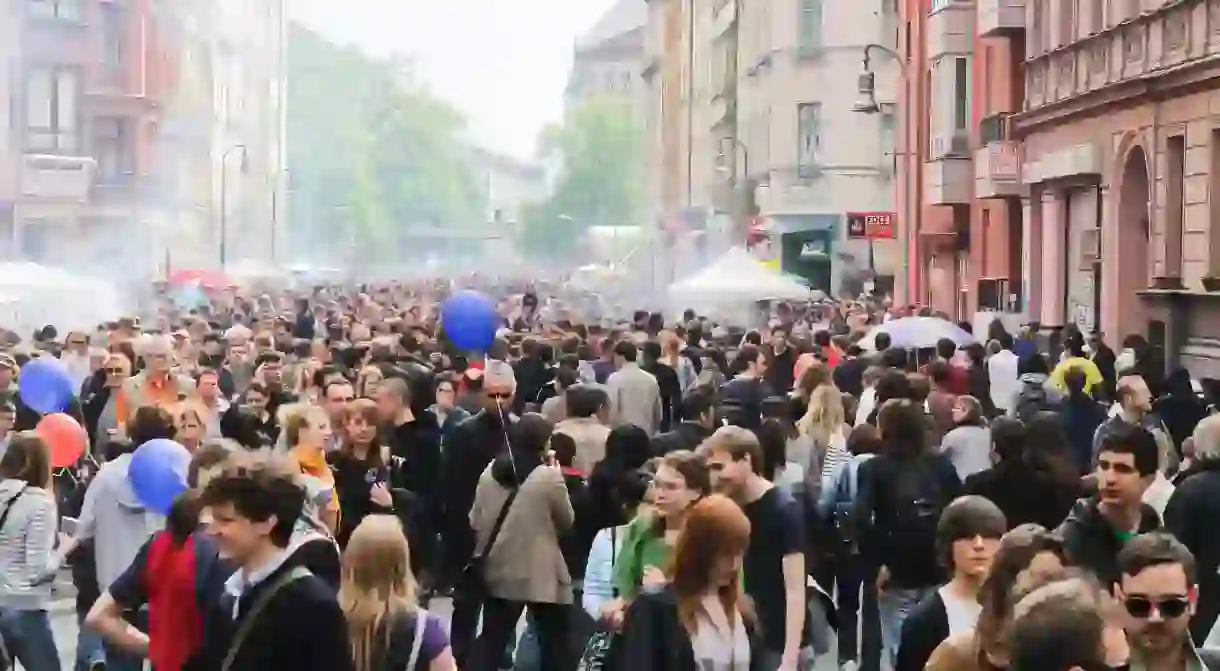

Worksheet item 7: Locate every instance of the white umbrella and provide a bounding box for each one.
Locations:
[859,317,977,351]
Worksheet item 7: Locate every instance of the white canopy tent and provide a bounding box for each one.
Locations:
[0,263,126,336]
[668,247,815,305]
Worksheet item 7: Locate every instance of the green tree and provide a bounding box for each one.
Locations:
[286,25,486,263]
[521,94,643,259]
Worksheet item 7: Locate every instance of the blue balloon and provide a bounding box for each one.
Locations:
[441,290,499,352]
[18,357,75,414]
[127,439,191,515]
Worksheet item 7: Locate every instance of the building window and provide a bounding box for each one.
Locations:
[1166,134,1185,277]
[1031,0,1046,54]
[954,57,969,131]
[1091,0,1105,32]
[1059,0,1077,46]
[100,2,123,72]
[798,0,823,48]
[798,102,822,171]
[94,118,130,184]
[27,0,81,21]
[25,67,79,153]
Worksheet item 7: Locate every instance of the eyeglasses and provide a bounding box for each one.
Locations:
[105,367,126,375]
[1124,596,1190,619]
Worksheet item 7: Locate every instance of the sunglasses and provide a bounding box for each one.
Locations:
[106,367,126,375]
[1124,596,1189,619]
[485,391,513,400]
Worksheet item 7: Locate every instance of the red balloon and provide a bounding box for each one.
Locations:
[36,413,87,469]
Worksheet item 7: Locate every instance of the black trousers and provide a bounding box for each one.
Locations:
[466,598,570,671]
[835,554,882,671]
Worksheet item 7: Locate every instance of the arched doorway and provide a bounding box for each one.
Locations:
[1115,146,1151,340]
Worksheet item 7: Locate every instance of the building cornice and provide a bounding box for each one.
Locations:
[1011,54,1220,136]
[1012,0,1218,136]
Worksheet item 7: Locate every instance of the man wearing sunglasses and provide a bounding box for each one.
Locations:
[1116,532,1220,670]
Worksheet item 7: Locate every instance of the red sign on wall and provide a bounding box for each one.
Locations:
[846,212,897,240]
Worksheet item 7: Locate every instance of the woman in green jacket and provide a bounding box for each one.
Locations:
[606,450,712,625]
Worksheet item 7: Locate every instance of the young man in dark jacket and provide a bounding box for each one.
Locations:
[197,456,351,671]
[1058,422,1162,587]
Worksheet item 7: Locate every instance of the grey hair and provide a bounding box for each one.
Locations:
[136,333,173,357]
[484,359,517,390]
[1190,414,1220,460]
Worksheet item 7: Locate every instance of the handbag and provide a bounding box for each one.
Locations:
[460,487,519,600]
[577,526,619,671]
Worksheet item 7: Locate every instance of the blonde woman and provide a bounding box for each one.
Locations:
[340,515,456,671]
[281,403,340,535]
[660,331,698,393]
[795,384,852,484]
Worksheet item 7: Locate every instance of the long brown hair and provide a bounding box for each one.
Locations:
[341,398,385,469]
[670,495,752,634]
[974,524,1067,666]
[0,433,51,489]
[339,516,418,671]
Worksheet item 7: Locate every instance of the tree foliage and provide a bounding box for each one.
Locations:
[520,94,643,259]
[286,25,486,262]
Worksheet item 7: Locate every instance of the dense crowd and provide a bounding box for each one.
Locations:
[0,281,1216,671]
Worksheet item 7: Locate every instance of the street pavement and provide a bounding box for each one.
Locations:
[47,588,839,670]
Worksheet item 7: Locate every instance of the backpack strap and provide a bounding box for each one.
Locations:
[0,485,29,533]
[221,566,312,671]
[405,609,429,671]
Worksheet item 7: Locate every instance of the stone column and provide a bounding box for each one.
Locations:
[1021,191,1043,320]
[1040,189,1066,327]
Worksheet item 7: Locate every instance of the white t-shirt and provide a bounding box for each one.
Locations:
[940,585,983,636]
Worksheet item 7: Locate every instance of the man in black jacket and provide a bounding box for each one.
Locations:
[200,455,351,671]
[1164,414,1220,641]
[1058,422,1162,587]
[440,361,517,666]
[651,389,716,456]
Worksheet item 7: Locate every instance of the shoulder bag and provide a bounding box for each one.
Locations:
[577,526,620,671]
[460,487,519,601]
[0,485,29,533]
[220,566,313,671]
[404,610,429,671]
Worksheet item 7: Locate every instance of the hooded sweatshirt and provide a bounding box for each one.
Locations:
[77,452,164,590]
[0,479,62,610]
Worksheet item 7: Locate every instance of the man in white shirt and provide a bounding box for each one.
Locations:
[987,333,1021,414]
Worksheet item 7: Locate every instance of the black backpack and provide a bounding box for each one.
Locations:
[887,456,949,557]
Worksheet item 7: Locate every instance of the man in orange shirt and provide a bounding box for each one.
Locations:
[119,335,194,431]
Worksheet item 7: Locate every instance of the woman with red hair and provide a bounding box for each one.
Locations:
[615,494,757,670]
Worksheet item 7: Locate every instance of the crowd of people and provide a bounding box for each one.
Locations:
[0,281,1216,671]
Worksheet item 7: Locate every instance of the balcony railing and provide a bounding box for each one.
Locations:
[979,113,1012,145]
[927,2,975,58]
[925,154,972,205]
[20,153,95,202]
[975,141,1023,199]
[978,0,1025,37]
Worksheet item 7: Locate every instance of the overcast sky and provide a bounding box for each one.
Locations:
[289,0,618,161]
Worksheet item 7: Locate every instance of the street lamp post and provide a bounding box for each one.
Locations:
[717,137,752,243]
[219,144,248,269]
[852,43,911,301]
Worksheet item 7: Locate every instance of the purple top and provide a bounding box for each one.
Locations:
[378,609,449,669]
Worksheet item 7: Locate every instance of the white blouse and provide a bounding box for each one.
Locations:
[689,598,751,671]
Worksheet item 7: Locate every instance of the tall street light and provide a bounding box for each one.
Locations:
[851,43,910,299]
[716,137,752,237]
[219,144,248,269]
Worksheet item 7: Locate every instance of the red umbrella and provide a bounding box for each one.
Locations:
[167,268,230,289]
